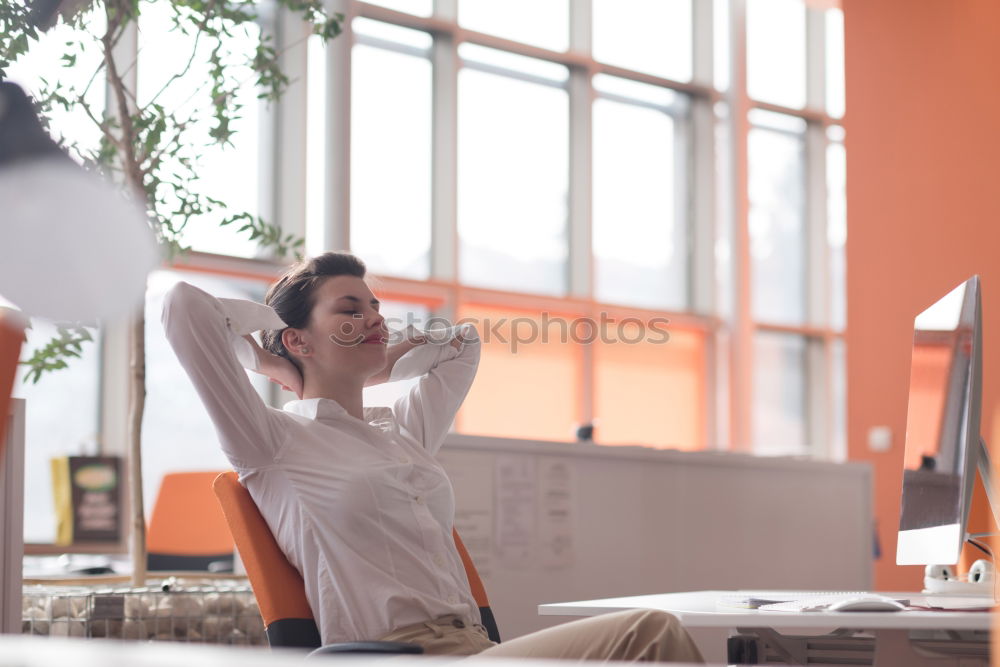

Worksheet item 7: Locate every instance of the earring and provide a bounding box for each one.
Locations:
[300,346,310,355]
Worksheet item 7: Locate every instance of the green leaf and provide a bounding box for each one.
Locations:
[20,325,96,384]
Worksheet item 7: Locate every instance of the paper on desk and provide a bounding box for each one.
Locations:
[438,451,494,577]
[538,457,574,568]
[494,456,536,568]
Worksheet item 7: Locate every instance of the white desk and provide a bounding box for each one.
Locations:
[539,591,992,665]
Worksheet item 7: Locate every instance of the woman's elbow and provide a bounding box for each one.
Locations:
[161,282,214,335]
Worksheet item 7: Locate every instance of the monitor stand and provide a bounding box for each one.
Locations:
[924,438,998,599]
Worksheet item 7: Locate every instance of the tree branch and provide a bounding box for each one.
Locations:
[142,29,202,111]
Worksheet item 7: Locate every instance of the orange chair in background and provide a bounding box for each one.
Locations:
[212,471,500,652]
[147,471,234,571]
[0,310,26,460]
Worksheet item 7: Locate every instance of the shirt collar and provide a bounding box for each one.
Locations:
[283,398,394,427]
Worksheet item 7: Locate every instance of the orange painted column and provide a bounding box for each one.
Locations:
[843,0,1000,590]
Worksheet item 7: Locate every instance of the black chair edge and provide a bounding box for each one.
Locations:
[479,606,501,644]
[147,552,234,573]
[309,642,424,657]
[266,618,323,649]
[266,618,423,656]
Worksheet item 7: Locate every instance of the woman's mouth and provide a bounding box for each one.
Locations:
[362,334,387,345]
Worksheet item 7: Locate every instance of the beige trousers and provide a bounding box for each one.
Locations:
[377,610,705,663]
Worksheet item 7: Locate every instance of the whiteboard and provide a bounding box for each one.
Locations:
[439,433,873,649]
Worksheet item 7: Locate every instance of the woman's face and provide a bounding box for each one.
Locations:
[298,275,388,379]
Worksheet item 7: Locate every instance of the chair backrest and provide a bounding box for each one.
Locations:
[147,471,234,571]
[212,471,500,648]
[212,471,320,647]
[0,311,26,463]
[451,530,500,642]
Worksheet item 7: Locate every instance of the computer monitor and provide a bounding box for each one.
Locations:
[896,275,995,565]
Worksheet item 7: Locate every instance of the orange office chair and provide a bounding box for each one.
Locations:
[147,471,235,571]
[0,310,26,462]
[212,471,500,653]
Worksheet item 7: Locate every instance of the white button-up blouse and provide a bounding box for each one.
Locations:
[161,281,482,644]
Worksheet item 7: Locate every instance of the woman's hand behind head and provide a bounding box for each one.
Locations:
[244,334,304,398]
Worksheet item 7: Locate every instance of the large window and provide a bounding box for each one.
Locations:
[13,0,849,548]
[162,1,846,458]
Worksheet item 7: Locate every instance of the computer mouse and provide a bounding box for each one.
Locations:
[827,596,906,612]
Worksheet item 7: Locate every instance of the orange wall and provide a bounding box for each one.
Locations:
[844,0,1000,589]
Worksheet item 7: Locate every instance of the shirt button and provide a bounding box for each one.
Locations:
[414,496,424,505]
[399,457,411,464]
[433,554,445,567]
[448,595,458,604]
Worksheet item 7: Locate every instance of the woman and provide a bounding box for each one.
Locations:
[163,252,703,662]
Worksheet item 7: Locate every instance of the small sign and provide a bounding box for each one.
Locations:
[51,456,122,545]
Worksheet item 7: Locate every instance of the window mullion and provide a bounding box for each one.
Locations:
[805,123,829,328]
[271,6,310,253]
[569,0,592,53]
[569,0,593,426]
[692,0,718,328]
[805,6,826,113]
[727,0,753,452]
[805,123,830,457]
[326,0,355,252]
[692,0,714,86]
[689,102,714,318]
[690,99,716,446]
[806,6,830,457]
[567,83,592,298]
[807,336,829,457]
[434,0,457,21]
[99,317,130,458]
[431,21,458,281]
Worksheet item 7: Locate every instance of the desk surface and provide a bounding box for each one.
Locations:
[539,591,993,632]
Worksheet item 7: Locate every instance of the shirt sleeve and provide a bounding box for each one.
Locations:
[161,281,289,469]
[390,323,481,456]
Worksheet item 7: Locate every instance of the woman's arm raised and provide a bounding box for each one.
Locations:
[161,281,290,469]
[388,324,481,456]
[364,331,429,387]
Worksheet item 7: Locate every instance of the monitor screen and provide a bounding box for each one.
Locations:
[896,276,982,565]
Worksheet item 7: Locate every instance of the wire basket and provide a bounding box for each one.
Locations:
[22,579,265,645]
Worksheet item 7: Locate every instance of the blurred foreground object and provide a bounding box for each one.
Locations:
[27,0,94,32]
[0,81,157,322]
[22,579,265,643]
